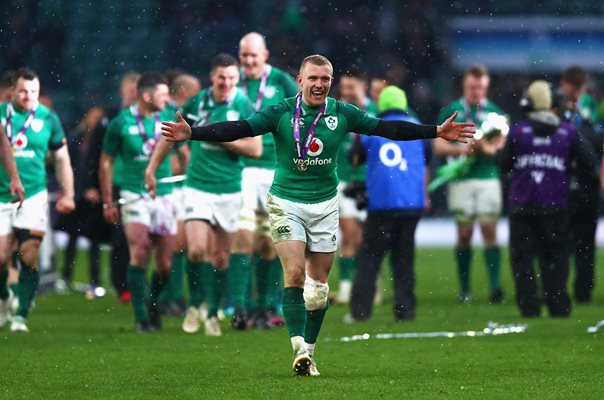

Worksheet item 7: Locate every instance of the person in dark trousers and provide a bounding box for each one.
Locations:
[56,106,107,295]
[558,66,603,304]
[348,86,431,322]
[86,72,140,303]
[478,80,596,317]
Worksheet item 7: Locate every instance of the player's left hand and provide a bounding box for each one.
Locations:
[56,196,76,214]
[9,178,25,209]
[437,112,475,143]
[161,111,192,142]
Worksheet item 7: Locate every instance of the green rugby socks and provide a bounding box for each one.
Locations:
[485,246,501,291]
[305,302,329,344]
[282,286,306,338]
[16,265,39,318]
[338,256,356,281]
[455,247,472,295]
[228,253,250,311]
[127,265,147,322]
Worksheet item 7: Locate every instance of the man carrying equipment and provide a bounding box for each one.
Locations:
[434,65,506,304]
[146,54,261,336]
[235,32,298,329]
[160,54,473,375]
[0,67,75,332]
[100,72,181,333]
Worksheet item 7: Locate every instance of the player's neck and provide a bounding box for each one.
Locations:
[464,97,485,107]
[247,65,266,80]
[137,101,155,117]
[11,101,37,113]
[212,88,234,104]
[301,95,326,109]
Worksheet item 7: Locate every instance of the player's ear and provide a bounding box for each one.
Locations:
[296,75,303,89]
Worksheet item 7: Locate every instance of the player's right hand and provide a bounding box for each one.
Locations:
[103,205,120,224]
[144,168,157,199]
[10,177,25,209]
[161,111,191,142]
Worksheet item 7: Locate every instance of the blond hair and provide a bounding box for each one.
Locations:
[299,54,333,76]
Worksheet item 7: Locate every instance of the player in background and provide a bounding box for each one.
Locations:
[86,72,140,304]
[234,32,298,328]
[100,72,181,332]
[0,67,75,332]
[334,70,377,305]
[159,54,473,375]
[146,54,261,336]
[156,73,199,315]
[434,65,506,304]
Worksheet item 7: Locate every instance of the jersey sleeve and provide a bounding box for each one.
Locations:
[48,112,67,151]
[102,118,122,157]
[246,102,288,136]
[341,102,380,133]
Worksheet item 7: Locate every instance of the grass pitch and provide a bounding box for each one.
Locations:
[1,247,603,399]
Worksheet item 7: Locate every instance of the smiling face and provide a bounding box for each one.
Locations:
[12,77,40,111]
[297,62,333,108]
[210,65,240,102]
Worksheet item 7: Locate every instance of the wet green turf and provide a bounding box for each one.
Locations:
[1,247,603,399]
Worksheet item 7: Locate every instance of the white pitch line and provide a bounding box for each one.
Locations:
[331,322,528,343]
[587,320,604,333]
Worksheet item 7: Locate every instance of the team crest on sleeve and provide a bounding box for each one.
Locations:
[325,115,338,130]
[128,126,139,135]
[31,119,44,133]
[226,110,240,121]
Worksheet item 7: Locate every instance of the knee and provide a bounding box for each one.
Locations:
[187,243,206,263]
[304,276,329,311]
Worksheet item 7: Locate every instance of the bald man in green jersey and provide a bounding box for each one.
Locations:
[160,55,474,376]
[234,32,299,329]
[146,54,262,336]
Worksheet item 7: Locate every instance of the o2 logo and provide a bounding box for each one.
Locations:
[379,143,408,171]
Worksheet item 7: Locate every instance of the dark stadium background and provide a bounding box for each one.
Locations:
[1,0,603,216]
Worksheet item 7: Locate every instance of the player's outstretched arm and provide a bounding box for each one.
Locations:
[162,111,257,143]
[369,111,474,143]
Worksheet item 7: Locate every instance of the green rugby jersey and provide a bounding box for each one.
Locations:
[246,97,379,203]
[438,98,505,180]
[0,102,66,202]
[238,65,298,170]
[181,88,255,194]
[102,106,175,196]
[336,98,377,183]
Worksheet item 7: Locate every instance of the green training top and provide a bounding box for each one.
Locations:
[336,98,378,183]
[238,64,299,169]
[0,102,66,202]
[181,88,255,194]
[102,105,175,196]
[438,98,505,180]
[246,96,380,203]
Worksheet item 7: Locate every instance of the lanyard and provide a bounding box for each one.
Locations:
[131,105,161,155]
[293,93,326,160]
[241,66,269,111]
[4,102,37,142]
[194,88,235,127]
[462,99,484,124]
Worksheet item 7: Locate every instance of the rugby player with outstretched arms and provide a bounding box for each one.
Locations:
[160,54,474,376]
[0,67,75,333]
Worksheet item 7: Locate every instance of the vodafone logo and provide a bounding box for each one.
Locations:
[307,138,323,157]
